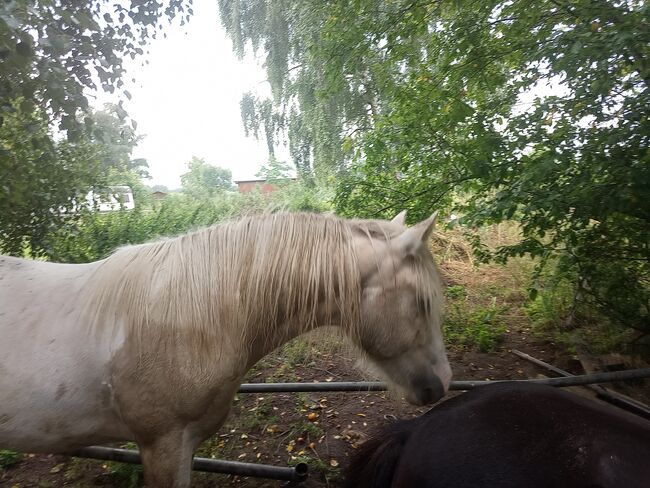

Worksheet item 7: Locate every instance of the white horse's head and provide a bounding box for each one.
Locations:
[352,211,451,405]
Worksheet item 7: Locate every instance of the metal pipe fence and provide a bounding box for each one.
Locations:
[237,368,650,393]
[69,446,308,482]
[61,367,650,483]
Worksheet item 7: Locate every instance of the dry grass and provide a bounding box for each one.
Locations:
[430,223,532,307]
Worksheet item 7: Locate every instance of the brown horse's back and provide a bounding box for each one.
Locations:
[346,382,650,488]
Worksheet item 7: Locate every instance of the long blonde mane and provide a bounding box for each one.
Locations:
[83,213,374,356]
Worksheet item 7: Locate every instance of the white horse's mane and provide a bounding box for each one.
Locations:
[81,212,439,360]
[82,214,357,351]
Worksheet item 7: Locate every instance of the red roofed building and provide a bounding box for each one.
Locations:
[234,178,295,195]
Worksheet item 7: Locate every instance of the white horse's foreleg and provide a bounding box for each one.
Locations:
[138,429,197,488]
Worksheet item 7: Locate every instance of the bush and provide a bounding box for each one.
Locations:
[444,290,507,353]
[42,182,333,264]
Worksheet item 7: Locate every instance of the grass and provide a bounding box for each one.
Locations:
[444,293,508,352]
[283,338,312,366]
[433,222,646,359]
[101,442,142,487]
[0,449,22,470]
[240,396,280,432]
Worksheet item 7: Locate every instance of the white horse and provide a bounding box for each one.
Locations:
[0,211,451,487]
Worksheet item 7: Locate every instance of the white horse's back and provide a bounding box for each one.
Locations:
[0,255,131,451]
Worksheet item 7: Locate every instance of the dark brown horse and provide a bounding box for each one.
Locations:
[345,382,650,488]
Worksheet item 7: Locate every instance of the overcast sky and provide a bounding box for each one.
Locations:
[93,0,280,189]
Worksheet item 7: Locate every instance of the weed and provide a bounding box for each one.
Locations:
[100,442,142,488]
[289,392,325,441]
[282,338,311,366]
[267,361,298,382]
[103,462,142,488]
[0,450,22,469]
[525,279,574,330]
[289,419,324,440]
[240,396,278,432]
[445,285,467,300]
[444,296,508,352]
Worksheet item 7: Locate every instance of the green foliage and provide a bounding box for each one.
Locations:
[103,443,142,488]
[91,104,149,179]
[525,277,575,330]
[150,184,170,193]
[42,182,332,263]
[281,338,311,367]
[43,196,230,262]
[0,100,152,256]
[221,0,650,336]
[240,397,279,431]
[445,285,468,301]
[180,156,233,198]
[271,181,334,213]
[102,462,142,488]
[0,100,100,255]
[525,268,640,355]
[1,2,170,256]
[256,156,293,184]
[290,417,324,441]
[0,449,22,469]
[103,166,152,210]
[0,0,189,139]
[444,290,507,352]
[219,0,380,180]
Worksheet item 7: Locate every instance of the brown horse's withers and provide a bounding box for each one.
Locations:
[346,382,650,488]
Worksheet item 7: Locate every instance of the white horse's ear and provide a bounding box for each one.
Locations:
[395,211,439,255]
[391,210,407,226]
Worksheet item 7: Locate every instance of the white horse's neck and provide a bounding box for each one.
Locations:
[243,230,388,369]
[244,295,344,371]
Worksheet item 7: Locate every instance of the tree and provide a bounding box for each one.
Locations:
[221,0,650,333]
[0,101,152,254]
[181,157,233,198]
[256,157,293,184]
[0,100,99,255]
[219,1,383,181]
[91,104,150,179]
[0,0,190,139]
[1,0,189,254]
[150,184,170,193]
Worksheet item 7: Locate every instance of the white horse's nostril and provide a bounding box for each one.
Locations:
[412,373,445,405]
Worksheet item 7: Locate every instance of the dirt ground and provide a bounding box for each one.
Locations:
[3,326,648,488]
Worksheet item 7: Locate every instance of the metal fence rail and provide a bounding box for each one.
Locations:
[69,446,308,482]
[63,368,650,484]
[237,368,650,393]
[511,350,650,420]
